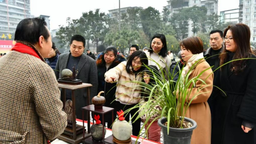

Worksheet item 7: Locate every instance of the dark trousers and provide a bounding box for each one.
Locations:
[115,102,141,136]
[104,101,119,129]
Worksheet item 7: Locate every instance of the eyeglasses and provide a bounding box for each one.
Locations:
[224,37,233,41]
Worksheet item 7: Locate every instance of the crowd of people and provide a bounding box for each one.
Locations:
[0,17,256,144]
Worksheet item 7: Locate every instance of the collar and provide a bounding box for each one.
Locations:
[205,45,224,56]
[11,42,44,61]
[182,52,204,78]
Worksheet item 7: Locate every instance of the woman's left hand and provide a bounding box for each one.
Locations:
[241,125,252,133]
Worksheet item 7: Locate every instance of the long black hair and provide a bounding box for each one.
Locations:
[220,23,252,74]
[126,51,148,74]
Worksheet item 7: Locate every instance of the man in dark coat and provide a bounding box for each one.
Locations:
[204,30,224,144]
[56,35,98,119]
[204,30,224,112]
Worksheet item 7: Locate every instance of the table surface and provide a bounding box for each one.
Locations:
[58,83,92,90]
[52,119,162,144]
[82,105,114,114]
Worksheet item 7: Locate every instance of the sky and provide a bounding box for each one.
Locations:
[30,0,239,31]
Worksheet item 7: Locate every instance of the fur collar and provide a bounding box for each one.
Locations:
[181,52,204,78]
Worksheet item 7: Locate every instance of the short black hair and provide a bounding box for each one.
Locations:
[126,51,148,74]
[209,30,223,38]
[14,17,49,44]
[130,44,139,51]
[70,35,85,47]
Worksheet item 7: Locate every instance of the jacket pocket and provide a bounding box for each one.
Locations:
[0,129,28,144]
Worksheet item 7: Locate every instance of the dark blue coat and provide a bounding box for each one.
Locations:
[45,54,59,70]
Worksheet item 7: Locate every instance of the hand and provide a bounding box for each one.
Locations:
[105,77,116,83]
[241,125,252,133]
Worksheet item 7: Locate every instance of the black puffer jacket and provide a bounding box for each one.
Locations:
[96,52,126,106]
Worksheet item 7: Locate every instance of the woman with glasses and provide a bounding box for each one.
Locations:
[105,51,148,136]
[212,23,256,144]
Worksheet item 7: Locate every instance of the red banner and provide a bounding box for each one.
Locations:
[0,40,16,53]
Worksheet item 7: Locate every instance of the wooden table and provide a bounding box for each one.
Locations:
[58,83,92,144]
[82,105,114,134]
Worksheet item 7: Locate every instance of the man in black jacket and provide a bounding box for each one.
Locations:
[204,30,224,144]
[204,29,224,111]
[205,29,224,107]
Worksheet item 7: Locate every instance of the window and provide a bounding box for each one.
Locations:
[9,8,24,13]
[8,0,15,5]
[0,5,6,10]
[0,21,8,25]
[0,16,7,20]
[0,11,7,15]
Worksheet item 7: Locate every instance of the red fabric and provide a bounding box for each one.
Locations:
[145,121,161,142]
[11,43,41,59]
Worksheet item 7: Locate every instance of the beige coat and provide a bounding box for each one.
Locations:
[0,51,67,144]
[183,59,213,144]
[105,61,142,105]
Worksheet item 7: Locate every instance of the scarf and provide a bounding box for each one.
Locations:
[181,52,204,78]
[11,42,45,62]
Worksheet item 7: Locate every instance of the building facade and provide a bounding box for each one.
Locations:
[239,0,256,42]
[39,15,50,30]
[108,6,142,19]
[220,8,239,24]
[167,0,218,37]
[0,0,30,40]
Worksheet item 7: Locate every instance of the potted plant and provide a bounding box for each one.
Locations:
[126,58,213,144]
